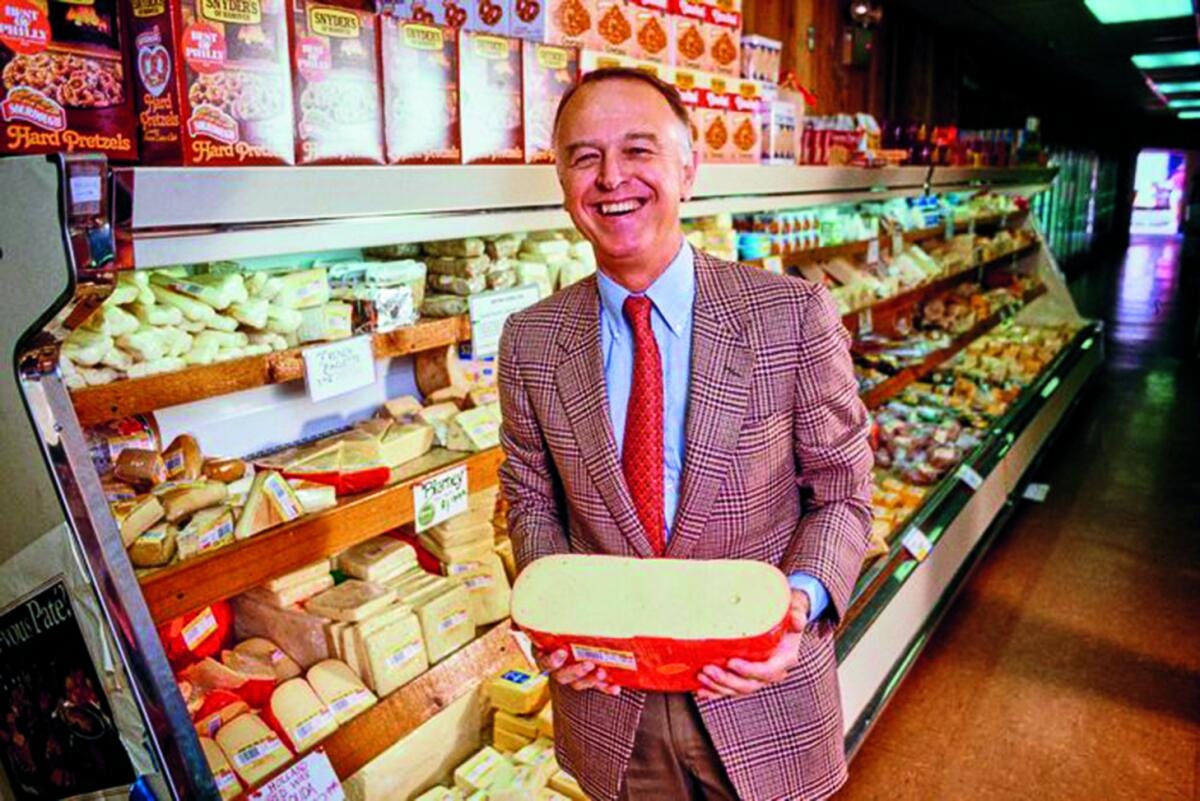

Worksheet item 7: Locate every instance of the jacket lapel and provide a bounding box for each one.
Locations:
[553,278,655,558]
[665,253,754,559]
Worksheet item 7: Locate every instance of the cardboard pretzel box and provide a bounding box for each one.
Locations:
[380,17,460,163]
[521,41,576,163]
[458,30,522,164]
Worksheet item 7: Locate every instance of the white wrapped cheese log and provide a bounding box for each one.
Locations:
[151,285,217,323]
[127,358,186,378]
[265,305,303,334]
[62,328,113,366]
[118,271,156,305]
[248,332,289,351]
[80,366,120,385]
[229,298,269,329]
[117,328,167,362]
[130,301,183,327]
[81,304,139,337]
[204,314,240,333]
[194,330,248,351]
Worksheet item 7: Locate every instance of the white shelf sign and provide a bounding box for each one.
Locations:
[1023,483,1050,502]
[957,464,983,491]
[249,751,344,801]
[763,255,784,275]
[413,464,469,532]
[857,307,873,335]
[468,285,541,359]
[891,230,904,257]
[901,528,932,562]
[303,335,375,403]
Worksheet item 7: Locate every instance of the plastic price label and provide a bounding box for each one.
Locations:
[249,751,344,801]
[1023,483,1050,502]
[891,230,904,257]
[303,335,375,403]
[763,255,784,275]
[857,307,873,335]
[957,465,983,490]
[413,464,468,532]
[901,528,932,562]
[468,285,540,359]
[866,238,880,265]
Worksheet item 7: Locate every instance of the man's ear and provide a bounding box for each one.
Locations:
[680,146,700,201]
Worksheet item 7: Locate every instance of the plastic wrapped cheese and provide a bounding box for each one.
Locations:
[233,594,331,668]
[177,507,236,561]
[215,713,292,785]
[445,408,501,453]
[272,269,330,309]
[111,494,165,547]
[200,736,242,800]
[232,637,302,681]
[487,669,549,715]
[305,580,396,622]
[267,678,339,753]
[307,659,377,724]
[455,552,511,626]
[512,555,791,691]
[417,402,461,448]
[424,238,485,258]
[339,537,418,582]
[356,610,428,696]
[160,481,228,522]
[128,522,177,567]
[402,580,473,664]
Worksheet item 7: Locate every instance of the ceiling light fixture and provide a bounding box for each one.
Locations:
[1167,98,1200,108]
[1084,0,1193,23]
[1178,111,1200,119]
[1132,50,1200,69]
[1155,80,1200,94]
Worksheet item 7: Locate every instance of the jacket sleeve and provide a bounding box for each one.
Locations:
[781,284,874,631]
[498,316,572,573]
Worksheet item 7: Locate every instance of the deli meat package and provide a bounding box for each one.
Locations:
[0,0,136,157]
[511,555,791,691]
[380,17,459,163]
[130,0,295,164]
[287,0,383,164]
[458,31,522,164]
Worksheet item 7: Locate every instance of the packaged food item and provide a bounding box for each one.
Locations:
[762,98,797,164]
[339,536,418,582]
[234,593,332,668]
[470,0,509,35]
[521,43,576,163]
[177,506,236,560]
[160,480,228,522]
[388,0,447,25]
[381,18,460,163]
[739,33,779,83]
[215,713,292,785]
[728,82,760,164]
[305,579,397,622]
[593,0,631,55]
[111,494,166,547]
[628,0,668,62]
[131,0,296,164]
[673,68,704,150]
[115,447,167,486]
[288,0,384,164]
[0,0,136,157]
[129,522,178,567]
[512,555,790,691]
[487,669,549,715]
[421,294,471,317]
[266,678,338,752]
[307,658,376,722]
[200,736,242,800]
[705,6,740,77]
[670,0,707,72]
[699,82,730,163]
[458,31,522,164]
[544,0,593,49]
[454,747,515,794]
[231,637,302,681]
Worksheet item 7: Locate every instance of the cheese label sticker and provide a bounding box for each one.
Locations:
[447,561,480,576]
[901,528,932,562]
[270,648,285,664]
[465,574,494,590]
[198,517,234,551]
[502,670,533,684]
[214,769,239,793]
[205,715,221,738]
[264,474,301,518]
[169,280,209,298]
[331,689,372,715]
[181,607,218,651]
[233,736,282,769]
[141,526,168,543]
[439,611,470,632]
[957,465,983,490]
[466,752,499,783]
[292,708,335,744]
[386,640,423,669]
[570,644,637,671]
[164,450,186,476]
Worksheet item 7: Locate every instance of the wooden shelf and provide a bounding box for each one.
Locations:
[859,284,1048,409]
[70,316,471,427]
[139,446,505,623]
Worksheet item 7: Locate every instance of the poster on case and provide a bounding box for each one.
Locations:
[0,580,134,800]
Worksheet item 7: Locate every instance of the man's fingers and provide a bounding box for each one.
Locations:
[553,660,597,685]
[700,665,765,696]
[569,667,609,691]
[535,648,568,672]
[724,656,788,683]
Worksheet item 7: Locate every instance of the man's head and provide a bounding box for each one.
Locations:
[553,68,699,282]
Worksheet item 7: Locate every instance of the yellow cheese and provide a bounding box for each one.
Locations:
[405,581,473,663]
[307,659,377,724]
[339,537,418,582]
[128,522,177,568]
[111,494,166,548]
[357,611,428,696]
[245,573,334,608]
[234,471,291,541]
[289,480,338,515]
[513,739,556,769]
[455,551,511,626]
[384,395,424,423]
[487,670,549,716]
[232,637,302,681]
[260,470,304,522]
[494,710,540,741]
[419,534,495,566]
[535,705,553,739]
[495,539,516,583]
[454,747,515,794]
[163,434,204,481]
[264,559,332,593]
[215,713,291,786]
[269,678,339,752]
[418,402,461,447]
[414,788,463,801]
[177,507,235,560]
[298,302,353,344]
[305,580,396,623]
[547,771,586,801]
[492,725,533,753]
[160,480,228,523]
[199,736,242,800]
[426,519,494,549]
[445,408,501,453]
[492,764,556,800]
[273,268,331,309]
[379,422,436,468]
[539,790,573,801]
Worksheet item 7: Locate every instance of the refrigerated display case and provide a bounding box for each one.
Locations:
[0,156,1100,798]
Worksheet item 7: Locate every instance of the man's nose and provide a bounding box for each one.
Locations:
[596,154,624,191]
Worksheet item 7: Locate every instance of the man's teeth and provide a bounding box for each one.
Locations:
[599,199,643,216]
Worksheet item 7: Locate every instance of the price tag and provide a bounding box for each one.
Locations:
[413,464,469,532]
[901,528,932,562]
[763,255,784,275]
[957,464,983,490]
[944,215,955,240]
[468,285,541,359]
[1023,483,1050,502]
[891,230,904,257]
[249,751,344,801]
[303,335,375,403]
[857,307,873,335]
[70,174,101,205]
[866,238,880,265]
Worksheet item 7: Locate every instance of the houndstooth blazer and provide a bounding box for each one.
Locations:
[498,249,874,801]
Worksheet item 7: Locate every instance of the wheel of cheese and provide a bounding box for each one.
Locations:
[158,602,233,669]
[264,678,339,753]
[511,556,790,691]
[306,659,377,724]
[199,736,242,800]
[214,713,292,786]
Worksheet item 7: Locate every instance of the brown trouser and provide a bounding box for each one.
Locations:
[617,693,740,800]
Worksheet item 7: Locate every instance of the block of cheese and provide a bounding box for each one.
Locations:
[305,580,396,622]
[488,669,549,715]
[115,448,168,486]
[419,534,495,567]
[455,552,511,626]
[548,771,586,801]
[492,763,556,800]
[414,788,462,801]
[379,422,436,468]
[215,713,292,785]
[535,704,553,739]
[111,495,165,548]
[232,638,302,681]
[425,519,493,549]
[403,580,473,663]
[288,480,339,515]
[540,790,573,801]
[340,537,418,582]
[356,610,428,696]
[177,507,236,561]
[160,481,228,522]
[268,678,339,752]
[417,402,461,447]
[203,457,247,483]
[493,726,532,753]
[264,560,332,593]
[234,471,302,540]
[383,395,423,423]
[454,747,515,794]
[495,710,539,741]
[129,522,177,567]
[272,268,330,309]
[307,659,377,724]
[444,408,501,453]
[245,573,334,609]
[163,434,204,481]
[511,555,790,691]
[513,738,556,769]
[297,302,353,344]
[200,736,242,800]
[233,594,331,669]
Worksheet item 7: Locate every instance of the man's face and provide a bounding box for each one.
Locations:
[555,79,698,271]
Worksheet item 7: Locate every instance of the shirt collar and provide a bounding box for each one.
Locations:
[597,240,695,339]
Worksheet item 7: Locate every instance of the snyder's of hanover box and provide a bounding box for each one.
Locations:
[458,31,522,164]
[380,18,460,163]
[521,41,575,163]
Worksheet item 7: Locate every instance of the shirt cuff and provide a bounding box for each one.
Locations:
[787,571,830,623]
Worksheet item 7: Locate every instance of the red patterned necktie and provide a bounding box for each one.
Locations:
[621,295,665,556]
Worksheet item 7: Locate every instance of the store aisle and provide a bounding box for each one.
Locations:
[835,235,1200,801]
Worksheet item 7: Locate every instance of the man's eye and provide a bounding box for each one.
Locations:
[627,147,653,156]
[572,153,600,167]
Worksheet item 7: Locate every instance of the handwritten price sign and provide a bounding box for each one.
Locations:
[248,751,343,801]
[412,464,469,532]
[303,335,375,403]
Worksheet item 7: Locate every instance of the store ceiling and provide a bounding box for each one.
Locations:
[891,0,1200,145]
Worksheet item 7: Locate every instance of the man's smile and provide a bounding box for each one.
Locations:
[594,197,650,217]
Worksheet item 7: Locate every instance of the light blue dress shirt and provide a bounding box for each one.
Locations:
[596,240,830,622]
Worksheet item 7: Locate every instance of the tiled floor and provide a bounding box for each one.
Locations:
[835,234,1200,801]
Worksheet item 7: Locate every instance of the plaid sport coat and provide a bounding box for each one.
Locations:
[498,249,874,801]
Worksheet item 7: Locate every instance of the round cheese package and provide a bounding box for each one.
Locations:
[511,555,791,691]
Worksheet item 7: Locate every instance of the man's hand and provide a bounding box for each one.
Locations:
[695,589,810,701]
[536,648,622,696]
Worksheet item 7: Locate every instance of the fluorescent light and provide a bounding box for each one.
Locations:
[1084,0,1192,23]
[1168,99,1200,108]
[1179,111,1200,119]
[1132,50,1200,69]
[1155,81,1200,94]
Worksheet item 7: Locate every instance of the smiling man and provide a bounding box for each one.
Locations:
[498,68,874,801]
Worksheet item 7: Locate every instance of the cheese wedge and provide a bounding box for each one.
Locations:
[401,580,473,663]
[289,480,338,515]
[445,408,501,452]
[307,659,377,724]
[383,395,423,422]
[454,747,514,794]
[114,448,167,486]
[161,481,228,523]
[512,555,791,691]
[200,736,242,800]
[177,507,235,560]
[263,560,332,593]
[232,638,302,682]
[304,580,396,622]
[455,552,511,626]
[417,402,461,448]
[234,471,301,540]
[111,495,165,548]
[356,610,428,696]
[488,670,550,715]
[379,422,435,468]
[513,738,556,768]
[492,726,533,754]
[128,522,177,567]
[548,771,586,801]
[339,537,418,582]
[269,679,339,752]
[215,713,292,785]
[495,710,539,741]
[163,434,203,481]
[232,594,331,668]
[244,573,334,608]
